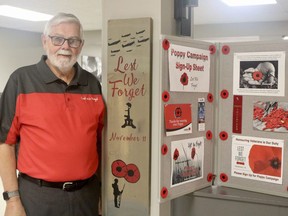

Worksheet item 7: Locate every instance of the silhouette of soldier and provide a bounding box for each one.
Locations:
[122,102,136,129]
[112,179,124,208]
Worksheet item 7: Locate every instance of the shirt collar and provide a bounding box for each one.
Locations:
[36,55,88,86]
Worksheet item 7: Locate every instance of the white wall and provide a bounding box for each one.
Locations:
[0,27,101,215]
[0,28,43,92]
[194,20,288,42]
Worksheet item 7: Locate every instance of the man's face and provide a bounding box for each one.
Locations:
[42,22,83,73]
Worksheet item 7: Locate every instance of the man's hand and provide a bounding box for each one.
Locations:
[5,197,26,216]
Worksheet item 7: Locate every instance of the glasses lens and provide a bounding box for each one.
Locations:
[51,36,65,46]
[68,38,82,48]
[49,36,82,48]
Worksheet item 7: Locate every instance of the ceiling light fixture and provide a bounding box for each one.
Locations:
[0,5,53,21]
[221,0,277,7]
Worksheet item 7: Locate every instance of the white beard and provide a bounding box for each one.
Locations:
[47,50,78,73]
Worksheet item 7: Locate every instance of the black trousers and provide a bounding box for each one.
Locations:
[18,175,100,216]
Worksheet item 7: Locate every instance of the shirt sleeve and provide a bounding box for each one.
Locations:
[0,73,20,144]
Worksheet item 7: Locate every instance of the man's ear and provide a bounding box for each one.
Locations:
[41,34,47,47]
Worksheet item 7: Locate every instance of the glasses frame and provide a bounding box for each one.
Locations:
[48,35,83,48]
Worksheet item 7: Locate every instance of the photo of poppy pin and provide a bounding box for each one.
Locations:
[252,71,263,81]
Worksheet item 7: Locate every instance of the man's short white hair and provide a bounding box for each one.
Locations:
[43,13,84,39]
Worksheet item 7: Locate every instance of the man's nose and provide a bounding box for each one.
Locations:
[61,39,70,48]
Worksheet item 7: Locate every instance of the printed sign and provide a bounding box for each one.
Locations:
[231,135,283,184]
[171,137,204,187]
[164,104,192,136]
[168,44,210,92]
[233,51,285,96]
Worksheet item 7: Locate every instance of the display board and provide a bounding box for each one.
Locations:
[217,41,288,198]
[159,35,216,201]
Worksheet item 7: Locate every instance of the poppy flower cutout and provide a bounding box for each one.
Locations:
[252,71,263,81]
[173,148,179,160]
[249,145,282,177]
[111,160,127,178]
[124,163,140,183]
[180,72,189,86]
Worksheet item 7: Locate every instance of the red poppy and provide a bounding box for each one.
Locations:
[220,173,228,182]
[249,145,282,177]
[262,108,288,130]
[191,147,196,159]
[180,73,188,86]
[174,107,182,118]
[124,163,140,183]
[162,39,170,50]
[111,160,127,178]
[253,106,264,120]
[173,148,179,160]
[252,71,263,81]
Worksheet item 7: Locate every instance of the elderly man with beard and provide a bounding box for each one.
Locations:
[0,13,104,216]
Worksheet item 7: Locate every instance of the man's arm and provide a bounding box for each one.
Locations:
[0,142,26,216]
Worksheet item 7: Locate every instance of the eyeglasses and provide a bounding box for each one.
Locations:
[48,35,83,48]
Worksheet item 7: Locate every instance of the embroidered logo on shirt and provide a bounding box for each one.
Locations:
[81,96,99,102]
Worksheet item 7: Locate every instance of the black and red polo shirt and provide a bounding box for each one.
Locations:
[0,55,105,182]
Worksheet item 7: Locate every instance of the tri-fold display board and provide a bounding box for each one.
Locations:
[160,35,288,201]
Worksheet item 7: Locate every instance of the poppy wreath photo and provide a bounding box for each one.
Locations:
[180,72,189,86]
[249,145,282,177]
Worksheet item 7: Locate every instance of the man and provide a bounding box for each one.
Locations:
[0,13,104,216]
